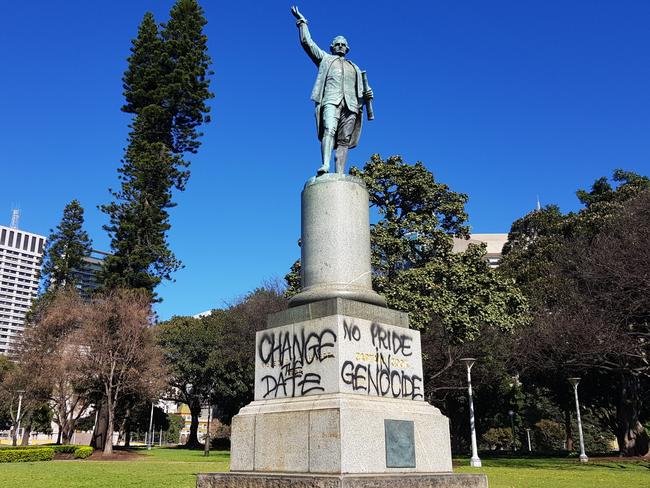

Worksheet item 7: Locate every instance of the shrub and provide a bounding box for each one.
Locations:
[534,419,565,451]
[73,446,94,459]
[53,445,77,454]
[0,447,55,463]
[0,444,94,461]
[482,427,520,450]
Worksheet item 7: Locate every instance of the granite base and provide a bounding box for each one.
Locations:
[197,472,488,488]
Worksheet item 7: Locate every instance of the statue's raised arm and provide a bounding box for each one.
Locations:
[291,6,326,66]
[291,6,373,176]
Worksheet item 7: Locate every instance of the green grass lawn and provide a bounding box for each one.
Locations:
[0,448,647,488]
[0,447,229,488]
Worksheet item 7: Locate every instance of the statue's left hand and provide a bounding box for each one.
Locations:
[363,88,374,100]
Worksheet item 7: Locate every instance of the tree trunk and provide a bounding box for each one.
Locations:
[21,416,32,446]
[62,423,75,445]
[564,409,574,451]
[103,399,114,456]
[185,398,203,449]
[124,428,132,448]
[92,400,109,449]
[61,407,77,445]
[616,373,649,456]
[123,406,132,448]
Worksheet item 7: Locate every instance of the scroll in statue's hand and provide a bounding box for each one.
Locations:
[363,88,374,100]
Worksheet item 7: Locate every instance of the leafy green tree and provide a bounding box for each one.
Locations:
[41,200,92,291]
[162,0,214,155]
[284,259,301,299]
[122,12,165,121]
[157,286,286,448]
[101,0,213,295]
[349,155,528,336]
[157,314,218,448]
[101,118,184,292]
[165,413,184,444]
[351,155,470,287]
[384,244,528,337]
[0,356,15,430]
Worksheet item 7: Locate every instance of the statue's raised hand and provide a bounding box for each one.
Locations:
[291,6,306,23]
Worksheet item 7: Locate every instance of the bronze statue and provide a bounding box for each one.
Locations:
[291,6,374,176]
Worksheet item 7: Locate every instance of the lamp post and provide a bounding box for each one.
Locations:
[568,378,588,463]
[460,358,481,467]
[508,410,516,452]
[13,390,25,447]
[203,401,212,457]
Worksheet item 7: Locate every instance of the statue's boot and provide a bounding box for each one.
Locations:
[318,134,334,176]
[335,146,349,174]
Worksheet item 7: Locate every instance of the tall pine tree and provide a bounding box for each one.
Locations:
[101,0,213,295]
[42,200,93,291]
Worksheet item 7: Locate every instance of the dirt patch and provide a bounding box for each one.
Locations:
[86,449,144,461]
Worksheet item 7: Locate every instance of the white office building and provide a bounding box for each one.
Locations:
[452,233,509,267]
[0,224,46,356]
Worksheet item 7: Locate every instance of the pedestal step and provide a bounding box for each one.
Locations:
[198,472,488,488]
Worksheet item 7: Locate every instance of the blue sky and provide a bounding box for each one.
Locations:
[1,1,649,319]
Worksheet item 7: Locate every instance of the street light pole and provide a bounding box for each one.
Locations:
[460,358,481,467]
[204,402,212,457]
[13,390,25,447]
[568,378,588,463]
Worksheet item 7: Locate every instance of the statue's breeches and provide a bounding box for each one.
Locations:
[322,103,358,147]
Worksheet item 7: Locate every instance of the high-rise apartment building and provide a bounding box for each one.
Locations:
[0,224,46,356]
[70,249,109,299]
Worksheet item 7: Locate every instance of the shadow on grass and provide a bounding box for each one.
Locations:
[455,453,650,472]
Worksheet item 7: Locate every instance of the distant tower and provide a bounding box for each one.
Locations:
[536,196,541,212]
[10,208,20,228]
[0,215,46,356]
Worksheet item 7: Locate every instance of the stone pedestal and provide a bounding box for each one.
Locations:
[289,175,385,308]
[230,394,451,474]
[197,178,487,488]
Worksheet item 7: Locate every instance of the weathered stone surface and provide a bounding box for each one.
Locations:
[254,410,310,472]
[268,299,409,329]
[230,414,255,471]
[197,472,488,488]
[255,315,423,402]
[309,409,341,473]
[289,176,386,308]
[231,394,451,474]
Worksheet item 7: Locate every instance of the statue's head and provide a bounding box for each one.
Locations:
[330,36,350,56]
